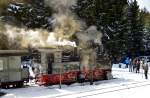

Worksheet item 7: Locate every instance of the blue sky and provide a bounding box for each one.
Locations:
[137,0,150,12]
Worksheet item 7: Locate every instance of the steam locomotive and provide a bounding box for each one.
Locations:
[0,47,112,88]
[31,48,112,86]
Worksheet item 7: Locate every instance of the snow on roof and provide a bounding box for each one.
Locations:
[36,48,62,53]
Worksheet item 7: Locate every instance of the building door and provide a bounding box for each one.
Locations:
[47,53,54,74]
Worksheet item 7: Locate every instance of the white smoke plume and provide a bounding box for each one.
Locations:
[0,0,104,70]
[44,0,81,40]
[0,0,80,49]
[3,25,48,48]
[0,24,76,49]
[44,0,76,12]
[44,0,103,70]
[76,26,102,51]
[76,26,103,70]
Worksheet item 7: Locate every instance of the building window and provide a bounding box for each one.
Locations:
[0,60,3,71]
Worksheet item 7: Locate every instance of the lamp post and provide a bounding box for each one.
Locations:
[90,50,96,85]
[90,63,93,85]
[57,46,63,89]
[89,51,93,85]
[59,63,62,89]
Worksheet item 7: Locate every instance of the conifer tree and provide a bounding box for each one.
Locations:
[127,0,145,56]
[74,0,128,62]
[5,0,53,30]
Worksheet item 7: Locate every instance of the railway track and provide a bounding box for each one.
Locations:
[49,80,150,98]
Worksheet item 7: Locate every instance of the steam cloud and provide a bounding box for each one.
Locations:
[76,26,102,70]
[0,0,79,49]
[0,0,103,70]
[0,24,77,49]
[44,0,103,70]
[44,0,81,40]
[44,0,76,12]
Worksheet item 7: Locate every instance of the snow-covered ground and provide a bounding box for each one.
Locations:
[1,64,150,98]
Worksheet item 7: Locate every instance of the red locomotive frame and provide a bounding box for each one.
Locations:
[37,68,111,86]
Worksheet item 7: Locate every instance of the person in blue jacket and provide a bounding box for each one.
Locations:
[125,57,130,68]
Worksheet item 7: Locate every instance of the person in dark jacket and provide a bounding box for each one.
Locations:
[136,59,140,73]
[77,71,85,85]
[142,62,149,79]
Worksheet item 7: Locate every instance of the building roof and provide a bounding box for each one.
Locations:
[0,50,29,56]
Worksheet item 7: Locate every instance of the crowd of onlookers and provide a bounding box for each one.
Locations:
[119,57,149,79]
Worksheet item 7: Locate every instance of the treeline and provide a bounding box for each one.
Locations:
[74,0,150,60]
